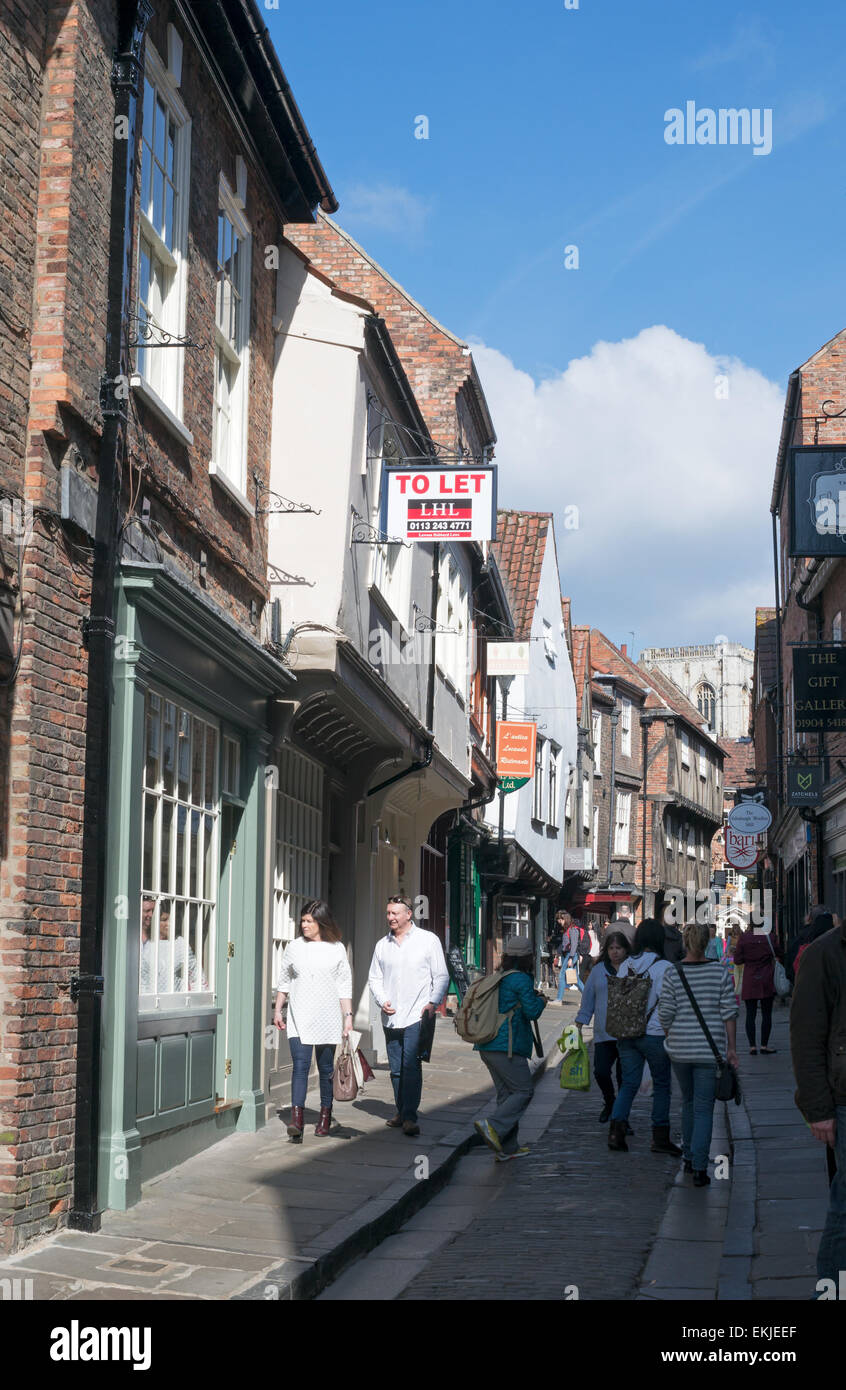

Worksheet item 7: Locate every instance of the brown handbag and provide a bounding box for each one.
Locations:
[332,1038,359,1102]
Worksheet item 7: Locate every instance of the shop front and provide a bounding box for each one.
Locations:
[98,565,292,1211]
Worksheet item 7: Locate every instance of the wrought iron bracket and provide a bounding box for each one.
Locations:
[127,312,199,351]
[350,509,409,548]
[254,479,321,517]
[268,564,315,587]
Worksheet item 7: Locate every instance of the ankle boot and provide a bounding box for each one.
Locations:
[651,1124,683,1156]
[608,1119,629,1151]
[286,1105,304,1139]
[314,1106,332,1137]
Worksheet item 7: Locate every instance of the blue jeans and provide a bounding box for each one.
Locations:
[817,1104,846,1284]
[384,1021,423,1124]
[672,1061,717,1171]
[289,1035,335,1108]
[611,1035,671,1127]
[557,957,584,999]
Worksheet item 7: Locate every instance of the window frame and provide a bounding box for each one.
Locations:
[210,173,252,503]
[534,736,547,822]
[680,727,691,768]
[614,790,631,855]
[135,44,191,422]
[547,744,560,828]
[367,409,413,630]
[620,698,632,757]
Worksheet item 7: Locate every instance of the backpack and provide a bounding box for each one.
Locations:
[577,928,592,958]
[794,942,809,975]
[605,963,658,1039]
[454,969,519,1057]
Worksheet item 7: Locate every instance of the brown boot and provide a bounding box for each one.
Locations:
[286,1105,304,1139]
[608,1119,629,1151]
[314,1106,332,1136]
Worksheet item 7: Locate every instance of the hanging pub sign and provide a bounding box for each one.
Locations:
[487,641,531,676]
[787,762,823,806]
[727,796,772,835]
[790,447,846,556]
[725,825,763,871]
[793,644,846,733]
[382,465,497,542]
[496,720,537,782]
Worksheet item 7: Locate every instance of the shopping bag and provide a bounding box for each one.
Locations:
[565,967,578,986]
[559,1035,591,1090]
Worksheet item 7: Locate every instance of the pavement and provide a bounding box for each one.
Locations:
[0,986,833,1302]
[0,1001,571,1301]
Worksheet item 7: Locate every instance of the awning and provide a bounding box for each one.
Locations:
[582,891,634,905]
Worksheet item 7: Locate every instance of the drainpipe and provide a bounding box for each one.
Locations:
[607,698,619,885]
[69,0,152,1231]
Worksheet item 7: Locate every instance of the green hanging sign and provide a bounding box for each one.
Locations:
[498,775,529,794]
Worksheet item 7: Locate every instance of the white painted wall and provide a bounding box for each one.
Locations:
[484,523,578,881]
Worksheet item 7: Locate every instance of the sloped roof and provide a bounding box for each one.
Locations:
[491,511,551,641]
[588,630,723,752]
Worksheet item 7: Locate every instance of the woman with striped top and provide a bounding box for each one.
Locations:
[658,922,739,1186]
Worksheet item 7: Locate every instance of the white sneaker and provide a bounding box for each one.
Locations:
[496,1146,530,1162]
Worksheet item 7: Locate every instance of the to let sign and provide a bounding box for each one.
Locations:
[793,645,846,733]
[382,465,497,542]
[496,720,537,779]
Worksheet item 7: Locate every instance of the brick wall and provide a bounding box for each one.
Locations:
[0,0,292,1252]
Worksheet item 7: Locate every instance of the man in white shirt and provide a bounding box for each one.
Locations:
[368,894,449,1136]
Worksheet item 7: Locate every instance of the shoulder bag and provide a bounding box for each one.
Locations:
[674,965,741,1104]
[332,1036,359,1102]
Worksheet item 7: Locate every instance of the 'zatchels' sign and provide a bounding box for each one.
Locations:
[790,447,846,556]
[382,465,497,542]
[793,645,846,732]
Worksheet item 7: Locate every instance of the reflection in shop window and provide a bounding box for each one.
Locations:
[140,690,217,1004]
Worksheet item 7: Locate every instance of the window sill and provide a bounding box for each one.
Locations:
[209,460,255,517]
[131,375,193,448]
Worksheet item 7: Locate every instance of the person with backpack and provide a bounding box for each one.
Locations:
[467,935,547,1161]
[576,919,594,984]
[658,921,739,1186]
[606,918,682,1156]
[556,914,584,999]
[575,928,631,1123]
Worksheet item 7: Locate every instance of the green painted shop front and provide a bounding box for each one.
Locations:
[98,565,293,1211]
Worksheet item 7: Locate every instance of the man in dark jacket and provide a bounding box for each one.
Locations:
[790,916,846,1286]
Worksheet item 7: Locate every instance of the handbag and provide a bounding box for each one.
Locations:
[331,1037,359,1102]
[674,965,741,1105]
[766,935,791,998]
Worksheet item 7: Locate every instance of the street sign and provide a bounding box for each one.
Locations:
[728,800,772,835]
[495,720,537,779]
[787,763,823,806]
[725,825,763,871]
[382,465,497,542]
[487,641,530,676]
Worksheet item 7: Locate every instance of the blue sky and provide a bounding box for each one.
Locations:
[267,1,846,651]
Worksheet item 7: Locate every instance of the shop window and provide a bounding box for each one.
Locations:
[140,690,217,1005]
[273,746,324,983]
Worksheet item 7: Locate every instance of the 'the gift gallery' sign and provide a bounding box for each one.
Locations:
[382,466,497,542]
[793,645,846,733]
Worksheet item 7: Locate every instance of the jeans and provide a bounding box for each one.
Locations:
[611,1035,671,1127]
[817,1105,846,1284]
[289,1035,335,1108]
[479,1051,534,1153]
[384,1021,423,1124]
[745,996,774,1048]
[593,1039,623,1108]
[557,956,584,999]
[672,1060,717,1171]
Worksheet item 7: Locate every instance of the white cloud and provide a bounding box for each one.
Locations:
[338,183,431,244]
[472,326,783,648]
[691,20,777,74]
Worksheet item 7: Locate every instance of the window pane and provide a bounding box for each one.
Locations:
[205,726,216,807]
[160,798,173,895]
[164,181,174,252]
[154,96,166,164]
[143,77,154,150]
[141,142,152,219]
[176,803,187,897]
[177,710,190,797]
[203,814,215,899]
[162,701,176,796]
[189,808,200,898]
[167,119,176,178]
[144,692,161,787]
[152,166,164,238]
[142,794,156,891]
[191,717,204,803]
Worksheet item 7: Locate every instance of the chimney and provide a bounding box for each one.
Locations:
[621,643,627,657]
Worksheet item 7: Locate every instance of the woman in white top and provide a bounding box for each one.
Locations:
[273,901,353,1140]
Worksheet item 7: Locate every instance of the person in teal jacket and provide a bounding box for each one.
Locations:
[474,934,547,1161]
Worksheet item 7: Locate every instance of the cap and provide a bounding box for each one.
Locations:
[504,934,533,956]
